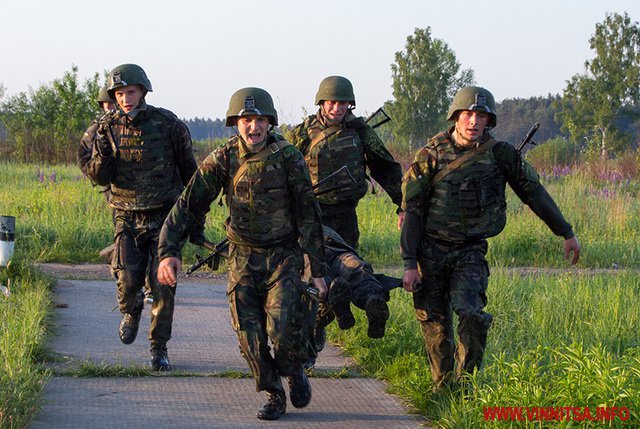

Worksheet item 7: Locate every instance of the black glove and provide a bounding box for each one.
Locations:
[95,125,113,157]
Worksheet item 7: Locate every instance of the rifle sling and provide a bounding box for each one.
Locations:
[430,139,498,187]
[232,140,290,190]
[307,124,342,154]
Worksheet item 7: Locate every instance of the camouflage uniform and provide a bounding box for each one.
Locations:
[401,128,575,389]
[312,226,394,338]
[86,99,197,347]
[289,111,403,247]
[158,131,326,397]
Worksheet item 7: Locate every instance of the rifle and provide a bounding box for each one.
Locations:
[516,122,539,153]
[365,107,391,129]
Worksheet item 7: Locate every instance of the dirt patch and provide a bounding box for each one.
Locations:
[36,263,227,284]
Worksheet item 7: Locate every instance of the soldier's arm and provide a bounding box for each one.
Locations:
[78,123,97,176]
[494,142,574,239]
[400,147,435,270]
[361,126,403,209]
[158,149,227,260]
[285,147,327,278]
[172,120,198,186]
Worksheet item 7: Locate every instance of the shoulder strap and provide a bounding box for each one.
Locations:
[430,139,498,187]
[307,124,342,154]
[231,140,290,190]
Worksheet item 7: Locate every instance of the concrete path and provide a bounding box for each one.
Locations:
[29,264,425,429]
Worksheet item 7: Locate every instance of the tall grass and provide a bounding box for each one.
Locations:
[1,161,639,428]
[0,261,52,429]
[331,269,640,428]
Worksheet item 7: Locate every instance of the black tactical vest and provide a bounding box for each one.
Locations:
[108,108,182,211]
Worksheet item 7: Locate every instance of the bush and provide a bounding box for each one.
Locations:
[525,137,580,172]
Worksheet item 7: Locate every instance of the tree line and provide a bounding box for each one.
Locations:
[1,12,638,164]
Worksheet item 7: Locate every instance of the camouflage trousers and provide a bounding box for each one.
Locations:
[227,241,314,394]
[319,203,359,249]
[413,239,493,390]
[112,209,175,344]
[317,250,385,329]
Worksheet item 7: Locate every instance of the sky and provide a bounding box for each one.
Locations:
[2,0,639,124]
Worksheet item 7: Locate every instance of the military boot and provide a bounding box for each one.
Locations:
[149,341,172,371]
[118,309,142,344]
[328,277,354,330]
[365,295,390,339]
[256,390,286,420]
[287,367,312,408]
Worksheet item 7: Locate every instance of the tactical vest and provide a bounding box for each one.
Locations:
[303,116,369,205]
[109,109,182,211]
[424,135,507,243]
[225,136,298,247]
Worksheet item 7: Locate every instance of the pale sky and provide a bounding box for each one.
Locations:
[2,0,639,124]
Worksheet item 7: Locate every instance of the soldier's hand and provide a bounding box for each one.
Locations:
[95,127,113,157]
[311,277,328,301]
[158,257,182,287]
[402,269,422,293]
[564,236,580,265]
[397,210,405,230]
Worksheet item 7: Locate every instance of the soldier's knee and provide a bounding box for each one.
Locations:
[458,311,493,336]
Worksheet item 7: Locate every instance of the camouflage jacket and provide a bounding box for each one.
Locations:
[158,133,327,278]
[86,101,197,212]
[289,110,403,209]
[401,129,574,267]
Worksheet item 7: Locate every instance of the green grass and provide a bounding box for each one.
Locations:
[1,161,639,428]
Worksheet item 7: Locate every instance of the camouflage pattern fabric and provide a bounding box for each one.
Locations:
[112,209,175,343]
[289,110,403,247]
[78,120,110,199]
[86,101,197,212]
[402,127,574,389]
[158,131,326,394]
[228,242,313,393]
[86,100,198,347]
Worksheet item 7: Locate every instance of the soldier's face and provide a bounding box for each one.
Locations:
[237,116,270,150]
[455,110,490,145]
[322,100,349,123]
[101,101,116,112]
[114,85,144,113]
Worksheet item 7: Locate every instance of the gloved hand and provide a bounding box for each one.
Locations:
[95,124,113,157]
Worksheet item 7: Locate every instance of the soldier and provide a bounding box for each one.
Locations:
[400,86,580,391]
[288,76,404,249]
[78,86,116,179]
[304,225,398,369]
[157,87,328,421]
[78,86,153,304]
[85,64,202,371]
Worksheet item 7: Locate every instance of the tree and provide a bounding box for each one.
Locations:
[387,27,474,151]
[0,65,100,163]
[556,12,640,158]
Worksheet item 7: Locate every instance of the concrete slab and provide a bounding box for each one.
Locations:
[31,264,427,428]
[48,279,353,373]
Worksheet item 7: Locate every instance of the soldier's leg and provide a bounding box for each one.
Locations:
[227,245,284,397]
[449,244,492,382]
[335,253,389,338]
[415,253,455,390]
[320,206,359,249]
[264,246,312,409]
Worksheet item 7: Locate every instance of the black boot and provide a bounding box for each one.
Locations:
[256,390,286,420]
[149,341,172,371]
[288,367,312,408]
[365,295,389,339]
[329,277,354,330]
[118,310,142,344]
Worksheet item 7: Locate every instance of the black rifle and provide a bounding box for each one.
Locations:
[366,107,392,129]
[516,122,539,153]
